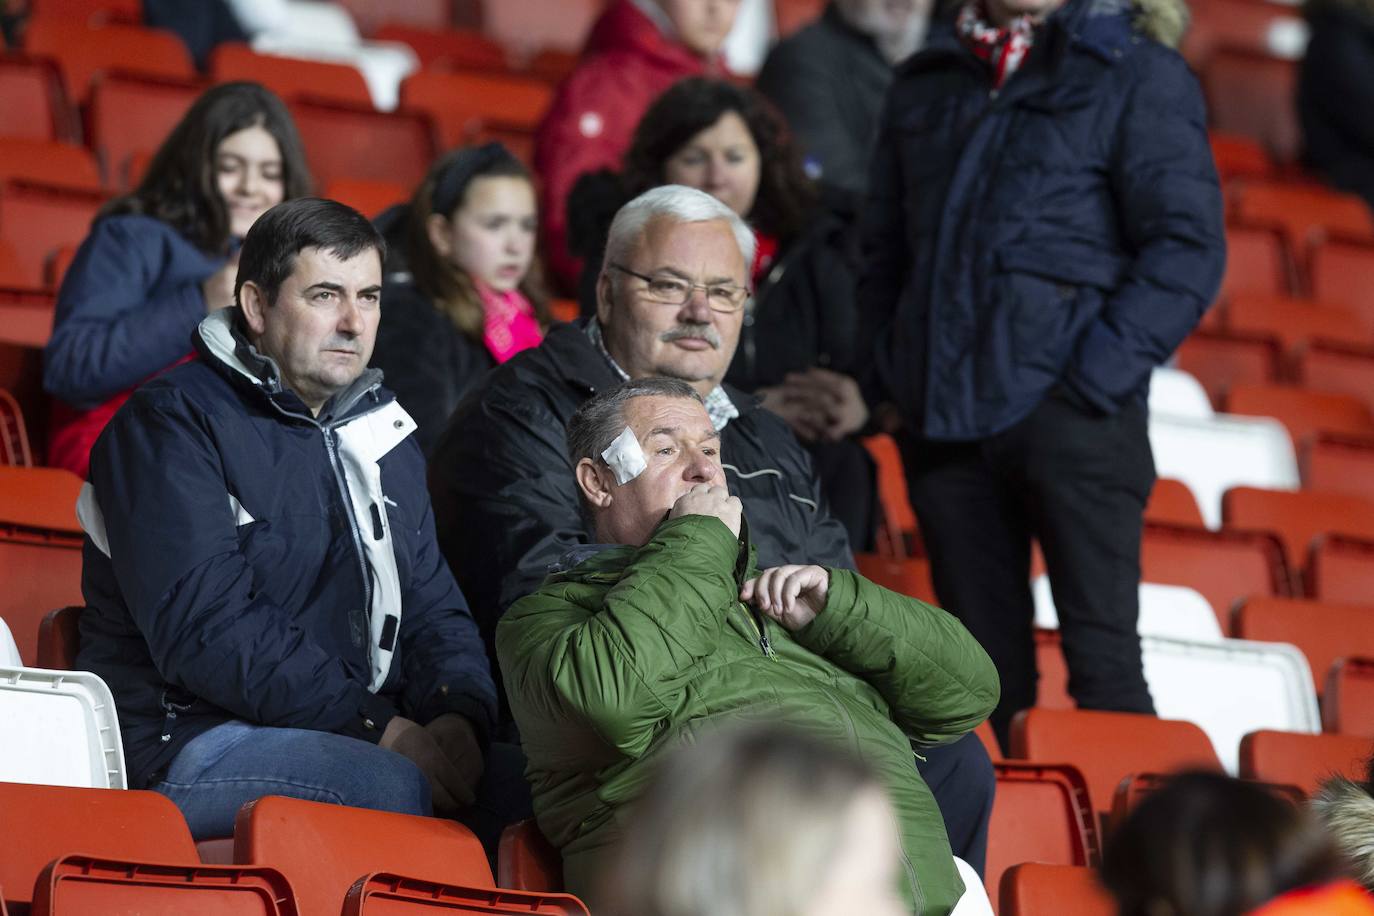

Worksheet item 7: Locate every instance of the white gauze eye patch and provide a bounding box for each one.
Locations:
[601,426,647,486]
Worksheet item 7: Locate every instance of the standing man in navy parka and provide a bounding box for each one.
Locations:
[75,198,498,838]
[858,0,1225,740]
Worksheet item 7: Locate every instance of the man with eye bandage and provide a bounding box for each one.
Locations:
[496,377,1000,914]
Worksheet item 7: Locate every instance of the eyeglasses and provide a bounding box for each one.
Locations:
[610,263,751,313]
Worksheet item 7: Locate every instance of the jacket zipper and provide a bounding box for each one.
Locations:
[740,603,775,658]
[324,426,374,619]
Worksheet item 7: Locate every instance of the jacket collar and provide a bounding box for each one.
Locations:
[915,0,1144,72]
[193,308,386,425]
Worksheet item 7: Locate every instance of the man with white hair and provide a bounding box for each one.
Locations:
[431,184,997,874]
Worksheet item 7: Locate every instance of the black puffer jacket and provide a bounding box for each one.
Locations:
[1299,0,1374,209]
[428,320,855,658]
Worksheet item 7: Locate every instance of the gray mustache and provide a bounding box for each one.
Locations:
[660,325,720,349]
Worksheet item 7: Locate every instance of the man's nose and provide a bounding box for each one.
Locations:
[684,450,718,483]
[338,298,365,335]
[677,285,713,322]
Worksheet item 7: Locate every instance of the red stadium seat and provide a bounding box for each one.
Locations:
[976,720,1003,760]
[401,69,554,149]
[1238,729,1371,795]
[322,178,409,218]
[855,554,937,604]
[26,0,140,25]
[1106,772,1305,837]
[1297,341,1374,416]
[987,762,1100,904]
[775,0,827,36]
[373,24,509,71]
[0,782,199,910]
[211,44,374,108]
[861,433,918,556]
[0,56,76,142]
[0,465,85,664]
[1181,0,1307,70]
[480,0,602,56]
[1231,180,1374,275]
[1209,133,1276,184]
[1009,708,1223,828]
[87,73,202,191]
[497,820,563,893]
[1226,383,1374,450]
[0,388,32,466]
[1325,657,1374,736]
[343,873,588,915]
[0,138,102,194]
[31,856,299,915]
[526,50,579,84]
[1225,294,1371,355]
[335,0,454,34]
[1233,596,1374,696]
[289,99,438,189]
[1034,627,1075,710]
[1202,51,1300,164]
[1000,863,1115,916]
[234,795,493,916]
[1142,522,1292,635]
[1311,239,1374,334]
[36,604,81,671]
[1302,434,1374,501]
[1176,329,1284,407]
[1224,486,1374,579]
[22,19,195,105]
[0,181,105,290]
[1145,478,1206,528]
[1309,535,1374,605]
[1219,226,1290,304]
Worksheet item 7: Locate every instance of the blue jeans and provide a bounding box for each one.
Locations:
[152,720,431,839]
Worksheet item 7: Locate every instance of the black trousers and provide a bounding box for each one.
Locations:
[902,389,1157,743]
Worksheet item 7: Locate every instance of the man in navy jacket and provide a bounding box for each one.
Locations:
[858,0,1225,739]
[75,198,498,838]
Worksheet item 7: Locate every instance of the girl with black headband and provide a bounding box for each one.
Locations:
[371,143,550,455]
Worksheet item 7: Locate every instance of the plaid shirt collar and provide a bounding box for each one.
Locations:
[586,320,739,432]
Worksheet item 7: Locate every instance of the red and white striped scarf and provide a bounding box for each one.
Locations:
[956,2,1036,89]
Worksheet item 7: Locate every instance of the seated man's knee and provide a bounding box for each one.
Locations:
[358,745,432,817]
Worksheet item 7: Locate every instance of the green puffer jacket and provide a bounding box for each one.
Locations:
[497,514,1000,914]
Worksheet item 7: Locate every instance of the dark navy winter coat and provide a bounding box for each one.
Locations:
[858,0,1225,440]
[76,309,498,789]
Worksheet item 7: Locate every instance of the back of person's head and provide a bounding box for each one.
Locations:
[403,142,549,339]
[595,723,907,916]
[104,81,311,255]
[235,197,384,311]
[623,77,815,241]
[602,183,756,281]
[1312,756,1374,894]
[1102,770,1344,916]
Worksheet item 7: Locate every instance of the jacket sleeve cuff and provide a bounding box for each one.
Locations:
[414,687,495,753]
[792,567,860,657]
[333,688,401,745]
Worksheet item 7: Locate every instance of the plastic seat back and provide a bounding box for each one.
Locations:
[1311,535,1374,605]
[1202,51,1300,164]
[986,763,1099,905]
[0,465,85,663]
[1302,434,1374,501]
[497,819,563,893]
[37,604,82,669]
[1324,657,1374,735]
[1145,635,1320,772]
[0,663,126,787]
[1149,367,1214,419]
[1009,708,1222,824]
[1232,180,1374,264]
[1182,0,1308,67]
[0,138,101,193]
[1176,329,1283,408]
[0,387,32,466]
[1224,486,1374,576]
[0,56,72,141]
[23,19,195,104]
[1228,383,1374,451]
[0,783,198,907]
[1219,226,1290,303]
[860,433,918,556]
[372,25,508,71]
[1312,240,1374,335]
[321,178,408,219]
[480,0,601,56]
[234,795,494,916]
[1106,771,1306,836]
[31,856,299,915]
[0,181,105,289]
[400,70,554,148]
[1033,576,1223,642]
[343,873,587,915]
[1226,294,1372,354]
[211,44,373,107]
[1034,628,1075,710]
[855,554,937,604]
[1233,596,1374,696]
[1298,341,1374,416]
[1145,478,1207,528]
[289,100,436,188]
[1239,729,1372,794]
[1000,863,1115,916]
[87,73,201,191]
[1210,133,1276,185]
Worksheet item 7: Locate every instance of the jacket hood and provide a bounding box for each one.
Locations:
[1129,0,1189,47]
[1312,776,1374,893]
[583,0,719,69]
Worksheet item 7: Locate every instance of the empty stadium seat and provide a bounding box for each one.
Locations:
[1310,535,1374,604]
[372,24,509,70]
[336,0,453,34]
[0,617,20,665]
[1227,383,1374,450]
[1238,729,1371,794]
[1009,708,1222,825]
[289,99,437,189]
[1176,329,1283,409]
[400,69,554,149]
[986,762,1099,904]
[0,56,74,142]
[1297,341,1374,416]
[1034,628,1075,710]
[1182,0,1308,68]
[1311,239,1374,334]
[0,661,126,788]
[855,554,937,604]
[1202,51,1300,164]
[1224,486,1374,577]
[1142,523,1291,635]
[1033,576,1222,642]
[1231,180,1374,269]
[211,44,375,108]
[1226,294,1371,354]
[1149,412,1298,529]
[1220,226,1289,301]
[1145,478,1206,528]
[1233,596,1374,696]
[1209,134,1276,185]
[342,873,589,915]
[0,782,199,909]
[22,19,196,104]
[234,795,493,916]
[0,138,101,194]
[480,0,602,56]
[0,387,32,466]
[37,605,81,670]
[0,465,85,664]
[0,181,106,290]
[1149,367,1213,419]
[322,178,409,218]
[1145,635,1321,772]
[0,287,55,348]
[26,0,140,25]
[31,855,298,915]
[861,433,918,556]
[775,0,828,36]
[1302,434,1374,502]
[1000,863,1114,916]
[497,819,562,892]
[1325,657,1374,735]
[86,73,201,191]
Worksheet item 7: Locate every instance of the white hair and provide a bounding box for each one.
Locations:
[603,184,757,278]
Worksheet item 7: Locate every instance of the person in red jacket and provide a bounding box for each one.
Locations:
[534,0,741,290]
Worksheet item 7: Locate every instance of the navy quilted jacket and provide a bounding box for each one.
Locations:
[858,0,1225,440]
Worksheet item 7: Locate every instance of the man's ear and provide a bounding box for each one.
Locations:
[575,457,613,509]
[595,270,614,326]
[238,280,269,337]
